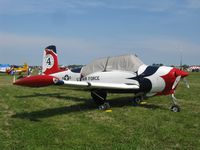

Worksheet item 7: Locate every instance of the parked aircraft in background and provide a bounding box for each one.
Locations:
[13,45,189,112]
[188,66,200,72]
[0,64,10,73]
[6,63,29,75]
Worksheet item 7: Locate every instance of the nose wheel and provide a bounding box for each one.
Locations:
[170,105,180,112]
[171,94,180,112]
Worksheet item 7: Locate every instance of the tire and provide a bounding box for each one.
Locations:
[133,96,142,106]
[170,105,180,112]
[98,102,110,110]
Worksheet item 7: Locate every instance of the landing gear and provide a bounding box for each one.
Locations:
[133,95,144,106]
[170,94,180,112]
[170,105,180,112]
[98,102,110,110]
[91,90,110,110]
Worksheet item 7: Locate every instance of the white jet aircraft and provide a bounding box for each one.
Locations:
[14,45,189,112]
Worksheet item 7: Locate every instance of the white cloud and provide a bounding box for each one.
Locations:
[101,0,175,12]
[0,0,200,15]
[186,0,200,9]
[0,32,95,49]
[0,32,99,65]
[130,37,200,54]
[0,0,104,15]
[0,32,199,65]
[114,37,200,65]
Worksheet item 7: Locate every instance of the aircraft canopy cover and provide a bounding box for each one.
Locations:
[81,54,144,76]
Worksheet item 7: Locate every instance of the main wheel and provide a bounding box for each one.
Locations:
[98,102,111,110]
[170,105,180,112]
[133,96,142,106]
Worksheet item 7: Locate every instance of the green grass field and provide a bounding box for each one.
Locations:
[0,72,200,150]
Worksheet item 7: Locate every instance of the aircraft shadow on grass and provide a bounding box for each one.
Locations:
[12,93,165,122]
[15,92,87,102]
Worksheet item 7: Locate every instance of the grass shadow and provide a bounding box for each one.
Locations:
[12,100,96,122]
[108,96,165,110]
[15,92,87,102]
[12,96,166,121]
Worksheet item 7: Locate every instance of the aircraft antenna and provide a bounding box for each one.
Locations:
[103,56,110,72]
[180,50,183,70]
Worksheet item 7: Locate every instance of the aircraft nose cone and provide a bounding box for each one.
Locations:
[175,69,189,78]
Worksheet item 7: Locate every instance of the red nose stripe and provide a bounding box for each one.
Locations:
[176,69,189,78]
[157,68,189,96]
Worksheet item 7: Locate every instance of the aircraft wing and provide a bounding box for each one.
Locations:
[61,80,139,90]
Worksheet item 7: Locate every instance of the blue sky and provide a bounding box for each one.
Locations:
[0,0,200,66]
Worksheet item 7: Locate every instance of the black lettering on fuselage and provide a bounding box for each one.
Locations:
[88,76,99,81]
[81,76,100,81]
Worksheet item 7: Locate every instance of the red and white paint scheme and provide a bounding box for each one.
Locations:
[14,46,80,87]
[13,45,189,112]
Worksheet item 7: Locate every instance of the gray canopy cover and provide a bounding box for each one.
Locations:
[81,54,144,76]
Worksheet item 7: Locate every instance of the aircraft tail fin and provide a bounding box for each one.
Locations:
[42,45,60,75]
